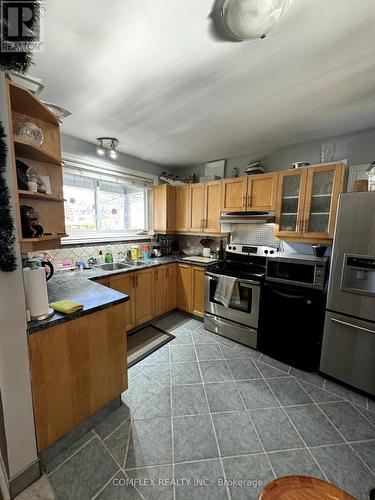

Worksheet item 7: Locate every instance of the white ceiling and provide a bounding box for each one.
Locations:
[31,0,375,166]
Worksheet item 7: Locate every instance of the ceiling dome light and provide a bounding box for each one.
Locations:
[212,0,293,41]
[96,137,119,159]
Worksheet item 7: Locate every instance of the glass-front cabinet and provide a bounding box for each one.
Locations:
[276,163,345,240]
[275,170,306,238]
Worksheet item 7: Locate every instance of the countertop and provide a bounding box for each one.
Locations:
[28,256,217,334]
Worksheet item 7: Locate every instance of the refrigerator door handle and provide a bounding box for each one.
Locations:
[330,317,375,335]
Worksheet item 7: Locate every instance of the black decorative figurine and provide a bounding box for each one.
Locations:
[20,205,44,238]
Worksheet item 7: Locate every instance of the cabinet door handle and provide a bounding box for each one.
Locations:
[242,196,246,208]
[166,268,169,278]
[247,196,251,207]
[155,270,158,281]
[299,218,304,232]
[304,219,309,232]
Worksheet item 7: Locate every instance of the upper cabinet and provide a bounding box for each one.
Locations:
[189,180,222,233]
[6,81,67,252]
[175,185,189,232]
[153,184,176,233]
[302,163,345,239]
[222,174,277,212]
[204,180,222,233]
[153,181,225,235]
[275,162,345,241]
[246,173,277,211]
[188,183,206,232]
[221,177,246,211]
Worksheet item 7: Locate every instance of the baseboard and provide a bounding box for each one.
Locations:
[8,460,40,499]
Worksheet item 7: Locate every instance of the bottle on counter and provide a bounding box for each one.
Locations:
[98,250,103,264]
[131,245,140,261]
[105,251,113,263]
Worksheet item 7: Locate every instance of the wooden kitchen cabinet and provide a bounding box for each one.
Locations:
[189,183,206,232]
[221,177,247,211]
[28,303,127,451]
[166,263,178,311]
[175,185,190,232]
[153,184,176,233]
[188,181,223,233]
[177,263,193,312]
[177,263,206,316]
[246,173,278,211]
[154,266,168,316]
[191,266,206,317]
[154,263,178,316]
[275,162,345,242]
[301,163,345,240]
[109,273,136,331]
[134,268,155,326]
[204,180,223,233]
[222,174,277,213]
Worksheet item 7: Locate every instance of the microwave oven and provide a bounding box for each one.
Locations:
[266,254,328,290]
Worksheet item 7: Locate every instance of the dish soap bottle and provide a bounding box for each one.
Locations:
[105,251,113,263]
[98,250,103,264]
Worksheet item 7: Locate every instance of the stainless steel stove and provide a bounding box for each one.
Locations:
[204,244,278,348]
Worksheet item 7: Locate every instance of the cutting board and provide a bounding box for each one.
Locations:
[181,256,217,263]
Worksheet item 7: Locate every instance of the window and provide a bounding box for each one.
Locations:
[63,166,152,242]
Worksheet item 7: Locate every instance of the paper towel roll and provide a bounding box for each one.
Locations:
[23,267,49,318]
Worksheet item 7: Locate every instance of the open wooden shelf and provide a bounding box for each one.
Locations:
[14,138,61,165]
[20,235,68,252]
[8,81,59,126]
[18,190,65,202]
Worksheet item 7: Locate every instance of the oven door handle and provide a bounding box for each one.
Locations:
[205,272,260,286]
[272,289,305,300]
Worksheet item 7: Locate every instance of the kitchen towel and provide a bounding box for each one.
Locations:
[49,300,83,315]
[214,276,238,308]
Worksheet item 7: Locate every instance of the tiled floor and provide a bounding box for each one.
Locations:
[23,312,375,500]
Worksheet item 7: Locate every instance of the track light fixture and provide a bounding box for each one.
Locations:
[96,137,119,160]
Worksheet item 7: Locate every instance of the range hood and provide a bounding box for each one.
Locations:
[220,211,276,224]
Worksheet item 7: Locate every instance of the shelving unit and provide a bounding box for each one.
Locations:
[18,190,65,202]
[6,80,66,252]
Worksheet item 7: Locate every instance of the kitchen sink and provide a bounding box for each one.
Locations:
[96,262,132,271]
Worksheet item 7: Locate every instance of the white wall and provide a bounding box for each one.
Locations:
[264,127,375,172]
[174,127,375,178]
[0,74,38,480]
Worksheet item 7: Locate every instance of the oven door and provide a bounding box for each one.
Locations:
[205,272,260,329]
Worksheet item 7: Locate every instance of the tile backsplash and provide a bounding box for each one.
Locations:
[35,239,152,268]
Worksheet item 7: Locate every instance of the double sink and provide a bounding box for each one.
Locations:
[96,261,143,271]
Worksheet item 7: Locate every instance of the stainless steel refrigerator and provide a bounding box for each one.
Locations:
[320,191,375,396]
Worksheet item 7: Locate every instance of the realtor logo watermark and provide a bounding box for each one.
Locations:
[1,0,44,53]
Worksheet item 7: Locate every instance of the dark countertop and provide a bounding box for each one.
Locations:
[28,255,217,334]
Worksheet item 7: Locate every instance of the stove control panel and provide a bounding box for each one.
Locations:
[226,245,279,256]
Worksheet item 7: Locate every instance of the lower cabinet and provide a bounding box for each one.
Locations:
[177,263,205,317]
[191,266,206,317]
[110,269,154,329]
[177,263,192,312]
[108,263,205,332]
[109,273,136,331]
[134,268,155,326]
[28,303,127,451]
[154,264,177,316]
